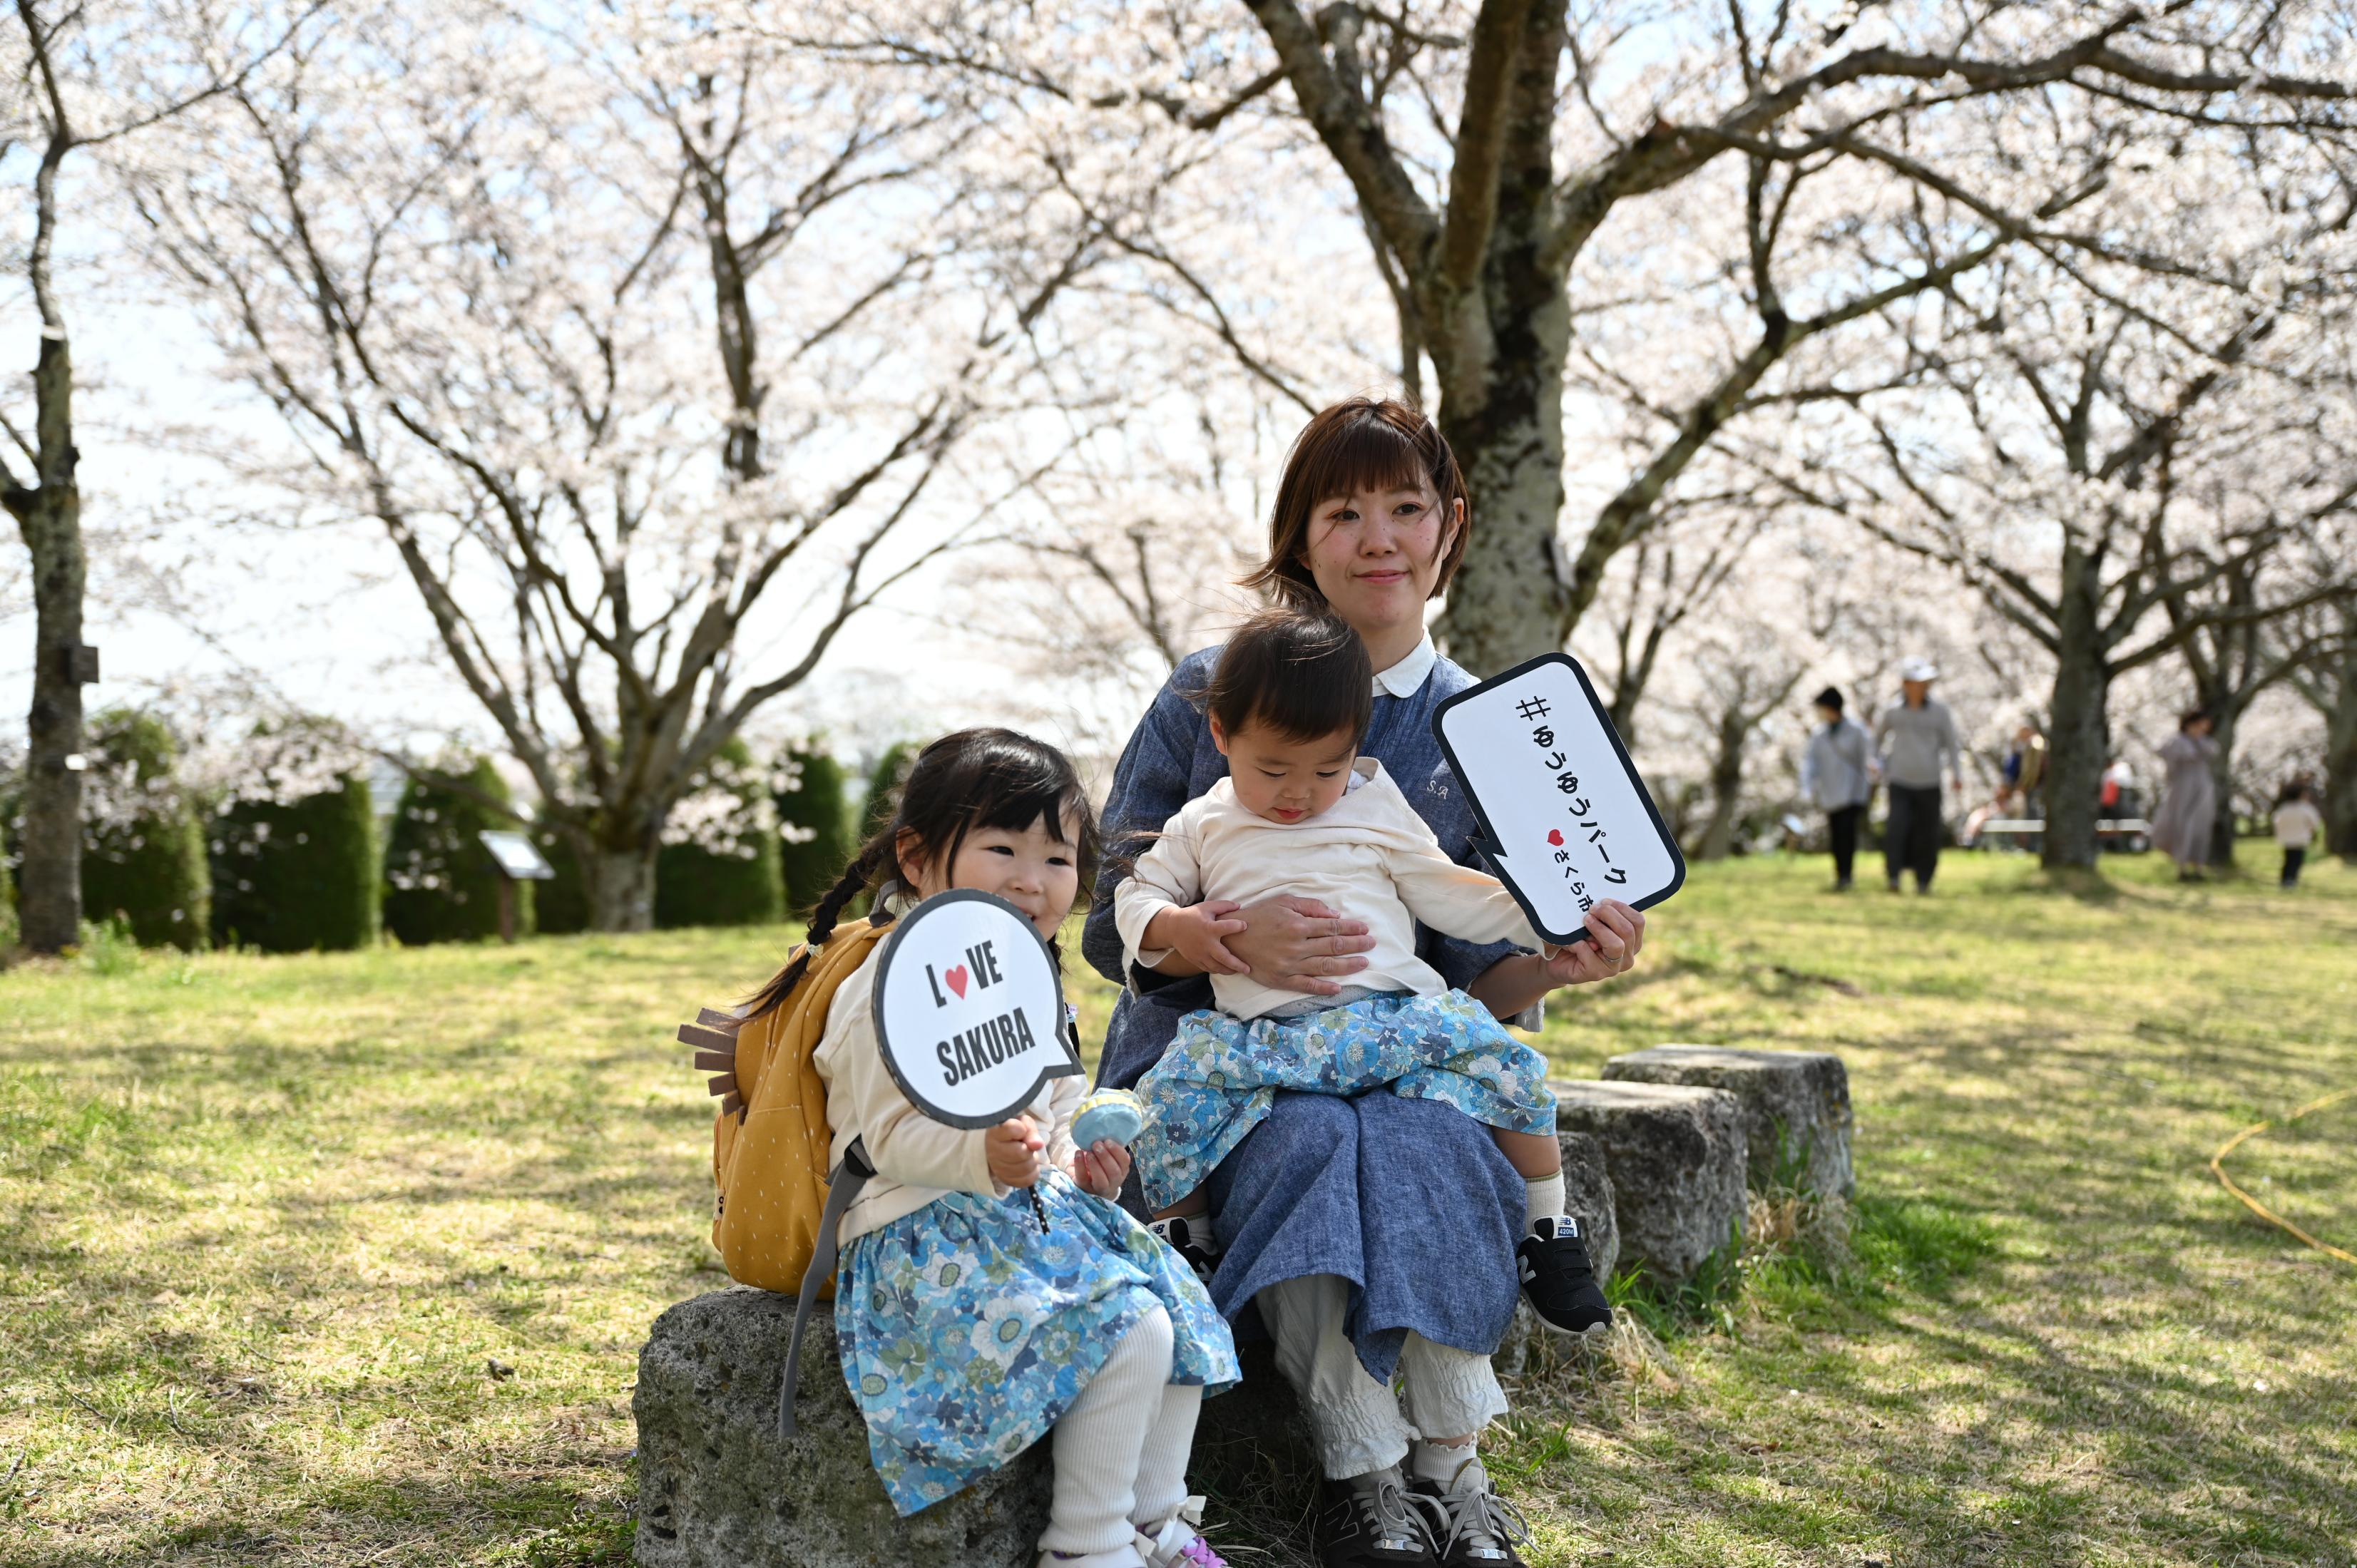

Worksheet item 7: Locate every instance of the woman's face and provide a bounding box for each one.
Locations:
[1299,478,1462,642]
[899,809,1083,941]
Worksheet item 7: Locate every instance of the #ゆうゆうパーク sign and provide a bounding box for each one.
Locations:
[1433,652,1687,947]
[869,888,1083,1129]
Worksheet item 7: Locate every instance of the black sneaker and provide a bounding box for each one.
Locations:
[1410,1456,1532,1567]
[1517,1216,1611,1335]
[1148,1215,1221,1283]
[1313,1470,1441,1567]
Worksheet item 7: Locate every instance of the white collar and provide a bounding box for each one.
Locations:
[1371,633,1436,699]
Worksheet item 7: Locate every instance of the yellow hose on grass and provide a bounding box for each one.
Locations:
[2209,1088,2357,1270]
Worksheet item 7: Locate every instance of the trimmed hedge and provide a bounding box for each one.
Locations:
[858,741,915,840]
[210,774,381,953]
[776,744,853,914]
[533,828,589,934]
[382,759,527,945]
[654,738,785,929]
[80,707,212,951]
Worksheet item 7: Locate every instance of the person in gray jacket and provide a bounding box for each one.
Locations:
[1873,659,1965,893]
[1799,686,1874,890]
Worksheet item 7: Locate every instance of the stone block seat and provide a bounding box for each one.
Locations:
[1547,1080,1747,1286]
[1602,1045,1854,1199]
[634,1132,1631,1561]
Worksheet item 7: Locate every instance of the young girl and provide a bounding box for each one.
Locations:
[756,727,1239,1568]
[1113,610,1610,1337]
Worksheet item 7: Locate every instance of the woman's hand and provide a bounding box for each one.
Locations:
[1068,1138,1132,1200]
[986,1115,1045,1189]
[1224,896,1376,995]
[1142,901,1251,975]
[1538,899,1645,987]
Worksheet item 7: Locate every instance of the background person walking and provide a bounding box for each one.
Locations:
[1799,687,1874,891]
[1873,660,1965,894]
[2273,781,2325,888]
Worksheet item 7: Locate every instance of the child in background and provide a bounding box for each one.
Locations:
[2274,782,2326,888]
[753,728,1238,1568]
[1115,609,1610,1338]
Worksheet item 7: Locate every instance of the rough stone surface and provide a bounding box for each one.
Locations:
[634,1288,1053,1568]
[1603,1045,1855,1199]
[1547,1080,1747,1286]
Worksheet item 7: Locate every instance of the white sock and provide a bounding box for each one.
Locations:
[1042,1309,1172,1559]
[1523,1172,1566,1233]
[1409,1434,1481,1489]
[1129,1383,1203,1531]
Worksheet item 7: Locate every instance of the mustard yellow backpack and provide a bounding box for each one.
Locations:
[679,916,894,1295]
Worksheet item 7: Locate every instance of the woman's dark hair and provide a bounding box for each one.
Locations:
[1814,686,1844,714]
[1202,608,1374,747]
[2180,707,2213,732]
[1241,396,1468,609]
[743,727,1098,1019]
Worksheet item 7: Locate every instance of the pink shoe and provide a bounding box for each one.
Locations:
[1135,1496,1228,1568]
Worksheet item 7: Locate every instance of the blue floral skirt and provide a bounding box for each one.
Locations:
[1131,989,1555,1213]
[836,1169,1239,1517]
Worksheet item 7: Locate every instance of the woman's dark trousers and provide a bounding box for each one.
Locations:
[1886,784,1943,890]
[2283,847,2307,888]
[1827,804,1863,886]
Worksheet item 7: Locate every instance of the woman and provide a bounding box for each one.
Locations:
[1798,686,1873,891]
[1083,398,1643,1568]
[2151,709,2219,880]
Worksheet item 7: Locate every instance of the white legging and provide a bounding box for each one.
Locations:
[1038,1306,1205,1564]
[1258,1274,1507,1480]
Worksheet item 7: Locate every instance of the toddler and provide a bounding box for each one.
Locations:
[1115,610,1610,1336]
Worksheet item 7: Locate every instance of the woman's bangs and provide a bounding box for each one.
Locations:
[1296,414,1430,509]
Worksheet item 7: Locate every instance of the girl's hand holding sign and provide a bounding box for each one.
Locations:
[986,1114,1045,1188]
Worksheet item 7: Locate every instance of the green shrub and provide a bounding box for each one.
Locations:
[78,707,212,951]
[654,739,784,929]
[210,772,381,953]
[533,827,589,934]
[775,744,853,913]
[382,758,528,945]
[858,740,915,839]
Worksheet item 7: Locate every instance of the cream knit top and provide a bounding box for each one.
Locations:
[1113,759,1541,1022]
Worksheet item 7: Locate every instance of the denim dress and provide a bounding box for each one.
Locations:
[1084,645,1533,1380]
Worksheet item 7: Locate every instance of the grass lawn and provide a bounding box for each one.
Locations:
[3,849,2353,1567]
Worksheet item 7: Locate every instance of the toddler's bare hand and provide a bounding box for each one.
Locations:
[1069,1139,1131,1199]
[1149,901,1251,975]
[986,1116,1045,1189]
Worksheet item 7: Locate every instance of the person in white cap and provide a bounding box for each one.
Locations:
[1873,660,1965,893]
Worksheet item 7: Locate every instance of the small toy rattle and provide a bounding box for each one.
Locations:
[1071,1087,1149,1149]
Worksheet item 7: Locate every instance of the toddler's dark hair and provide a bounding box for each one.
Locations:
[743,727,1098,1019]
[1202,608,1374,747]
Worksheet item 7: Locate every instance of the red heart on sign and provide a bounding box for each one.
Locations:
[1547,829,1565,846]
[945,964,970,999]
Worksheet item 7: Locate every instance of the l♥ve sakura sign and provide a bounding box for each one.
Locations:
[869,888,1083,1129]
[1433,652,1687,946]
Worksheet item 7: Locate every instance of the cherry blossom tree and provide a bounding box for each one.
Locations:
[126,0,1111,928]
[2,0,312,950]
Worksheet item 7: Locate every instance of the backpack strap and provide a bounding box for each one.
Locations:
[779,1135,875,1440]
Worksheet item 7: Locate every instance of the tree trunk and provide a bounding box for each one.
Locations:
[1695,709,1748,861]
[585,844,659,933]
[9,334,86,953]
[1431,101,1574,680]
[2323,650,2357,861]
[2040,550,2111,871]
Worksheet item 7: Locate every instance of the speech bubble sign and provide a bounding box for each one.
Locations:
[1433,652,1686,946]
[869,888,1083,1130]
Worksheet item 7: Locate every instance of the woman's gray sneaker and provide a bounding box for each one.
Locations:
[1313,1467,1443,1567]
[1411,1456,1532,1567]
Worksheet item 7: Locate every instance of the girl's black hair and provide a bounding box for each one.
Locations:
[1202,607,1374,747]
[1814,686,1845,714]
[743,727,1098,1019]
